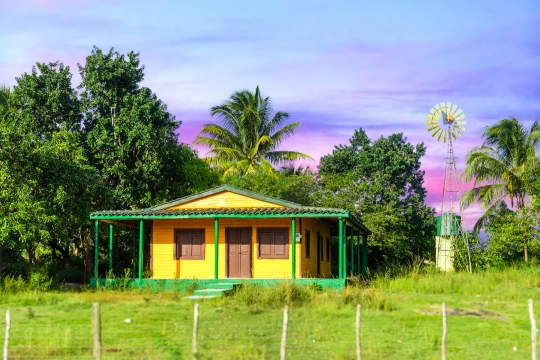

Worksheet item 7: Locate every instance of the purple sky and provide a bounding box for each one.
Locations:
[2,1,540,228]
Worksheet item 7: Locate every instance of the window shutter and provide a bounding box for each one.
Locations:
[191,231,204,259]
[305,230,310,258]
[259,230,273,257]
[274,230,288,258]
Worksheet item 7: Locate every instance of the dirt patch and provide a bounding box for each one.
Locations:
[416,306,506,321]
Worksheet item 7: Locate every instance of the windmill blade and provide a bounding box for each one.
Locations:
[455,114,465,120]
[431,127,442,138]
[442,131,448,143]
[446,102,452,111]
[427,114,439,120]
[453,108,463,117]
[450,104,458,115]
[451,132,458,141]
[454,125,465,131]
[429,108,437,115]
[455,120,466,125]
[454,128,463,137]
[434,104,442,112]
[437,130,444,141]
[426,121,439,125]
[428,125,440,131]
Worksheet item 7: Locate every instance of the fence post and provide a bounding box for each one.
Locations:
[356,304,361,360]
[280,305,289,360]
[3,309,9,360]
[442,302,447,360]
[92,303,101,360]
[530,299,537,360]
[193,303,199,360]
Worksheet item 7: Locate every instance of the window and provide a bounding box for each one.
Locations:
[326,237,330,261]
[174,229,205,260]
[305,230,311,258]
[258,228,289,259]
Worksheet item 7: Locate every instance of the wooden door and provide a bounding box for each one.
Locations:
[227,228,252,278]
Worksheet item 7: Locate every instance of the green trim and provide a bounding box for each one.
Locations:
[139,220,144,280]
[291,217,296,280]
[90,211,371,236]
[214,218,219,280]
[152,185,303,210]
[94,220,99,280]
[109,224,113,272]
[338,218,343,279]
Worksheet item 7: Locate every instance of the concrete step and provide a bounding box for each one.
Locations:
[194,289,228,297]
[207,283,238,290]
[182,295,217,301]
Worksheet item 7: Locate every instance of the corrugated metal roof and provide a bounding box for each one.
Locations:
[92,207,349,217]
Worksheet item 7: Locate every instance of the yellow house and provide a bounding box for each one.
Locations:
[90,186,371,285]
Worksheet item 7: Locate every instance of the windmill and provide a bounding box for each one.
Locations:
[426,102,472,272]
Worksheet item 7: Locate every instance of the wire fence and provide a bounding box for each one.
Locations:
[1,299,538,359]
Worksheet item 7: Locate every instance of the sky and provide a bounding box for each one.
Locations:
[2,1,540,228]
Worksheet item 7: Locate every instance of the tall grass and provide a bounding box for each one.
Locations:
[372,261,540,297]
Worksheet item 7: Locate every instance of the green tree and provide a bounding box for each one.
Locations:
[317,129,436,266]
[11,62,81,136]
[195,86,312,177]
[462,118,540,232]
[79,46,213,209]
[0,85,16,124]
[224,167,318,206]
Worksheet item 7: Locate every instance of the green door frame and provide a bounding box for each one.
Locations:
[291,217,296,279]
[214,218,219,279]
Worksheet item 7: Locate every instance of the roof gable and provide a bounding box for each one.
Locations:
[153,185,303,210]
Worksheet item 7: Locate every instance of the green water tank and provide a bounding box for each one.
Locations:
[436,213,461,236]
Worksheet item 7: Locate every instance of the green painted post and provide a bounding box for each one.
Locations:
[109,224,113,272]
[343,223,347,277]
[362,234,368,277]
[139,219,144,280]
[357,232,361,276]
[214,218,219,279]
[351,228,355,276]
[132,230,136,278]
[338,218,343,279]
[94,220,99,281]
[291,217,296,279]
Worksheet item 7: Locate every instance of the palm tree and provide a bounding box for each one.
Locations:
[195,86,312,177]
[461,118,540,232]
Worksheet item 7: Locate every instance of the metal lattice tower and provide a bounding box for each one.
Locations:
[425,102,471,273]
[438,126,472,273]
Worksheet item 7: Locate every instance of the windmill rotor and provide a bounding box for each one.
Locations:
[426,102,466,143]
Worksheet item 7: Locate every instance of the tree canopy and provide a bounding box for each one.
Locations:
[195,86,312,177]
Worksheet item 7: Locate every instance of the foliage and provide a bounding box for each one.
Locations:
[195,86,312,177]
[317,128,436,266]
[224,166,318,205]
[462,118,540,231]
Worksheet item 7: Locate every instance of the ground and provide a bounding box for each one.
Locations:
[0,266,538,359]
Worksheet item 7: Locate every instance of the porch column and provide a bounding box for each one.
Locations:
[291,217,296,279]
[351,228,355,276]
[357,232,361,275]
[362,234,368,277]
[343,223,347,278]
[139,219,144,280]
[94,220,99,280]
[109,224,113,272]
[132,230,137,278]
[338,218,343,279]
[214,218,219,279]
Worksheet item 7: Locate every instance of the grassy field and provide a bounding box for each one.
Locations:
[0,265,539,359]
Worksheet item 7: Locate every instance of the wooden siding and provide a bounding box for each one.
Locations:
[152,218,301,279]
[301,218,332,278]
[166,191,284,210]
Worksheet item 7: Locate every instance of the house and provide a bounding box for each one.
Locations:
[90,185,371,288]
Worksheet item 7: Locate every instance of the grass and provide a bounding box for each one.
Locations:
[0,265,539,359]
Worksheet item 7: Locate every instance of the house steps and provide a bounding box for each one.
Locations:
[182,282,240,301]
